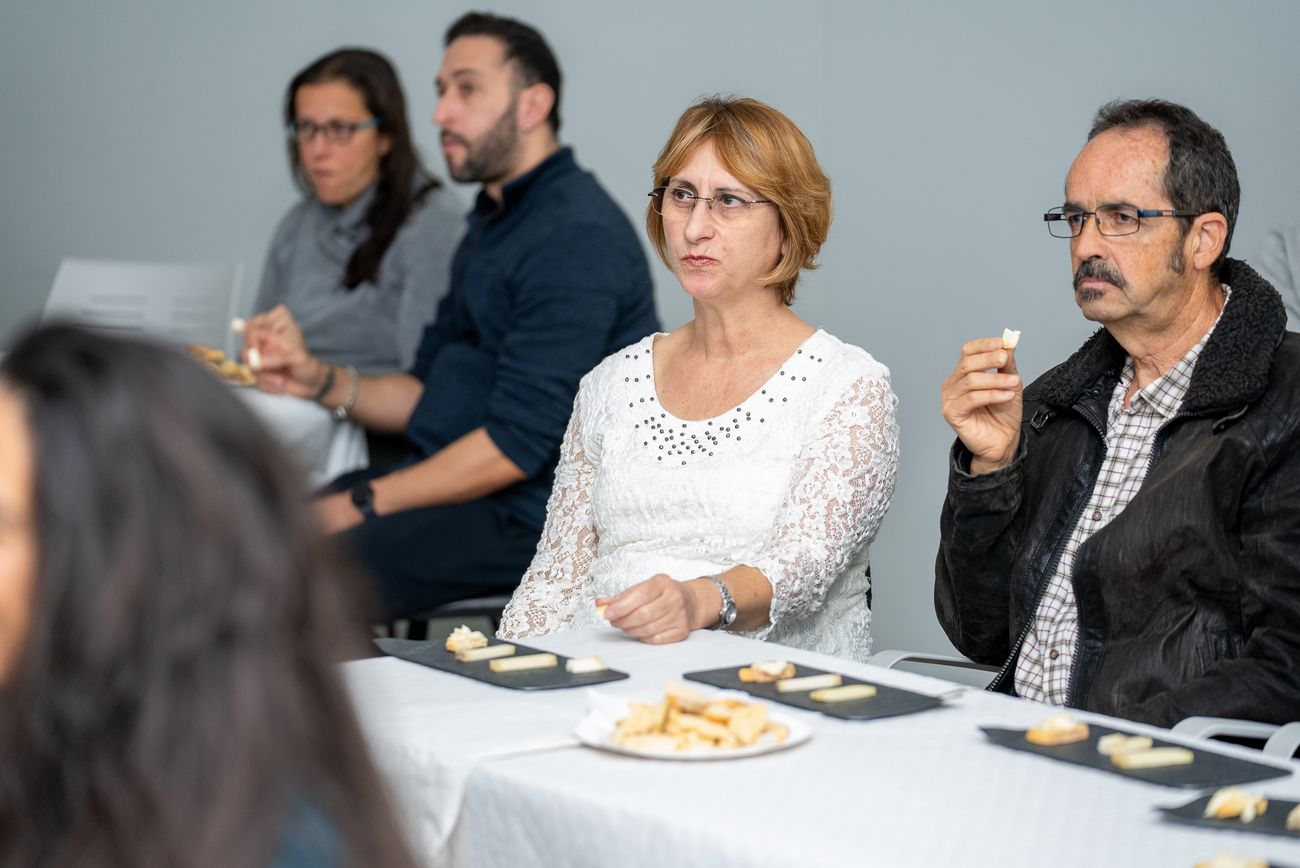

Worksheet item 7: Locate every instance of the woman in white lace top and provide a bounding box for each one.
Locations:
[499,97,898,661]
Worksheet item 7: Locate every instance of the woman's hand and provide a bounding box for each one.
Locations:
[597,575,718,644]
[243,304,330,399]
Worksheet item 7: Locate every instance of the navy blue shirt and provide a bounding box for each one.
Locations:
[407,147,658,531]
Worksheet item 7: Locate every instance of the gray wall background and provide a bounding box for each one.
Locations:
[4,1,1299,657]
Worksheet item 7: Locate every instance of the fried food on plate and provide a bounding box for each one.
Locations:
[610,685,787,752]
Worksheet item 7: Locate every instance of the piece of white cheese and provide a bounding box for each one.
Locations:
[751,659,793,679]
[454,644,516,663]
[809,683,878,703]
[230,317,247,333]
[564,655,607,674]
[445,625,488,652]
[1096,733,1153,756]
[1002,328,1021,349]
[489,652,558,673]
[1111,746,1194,769]
[775,673,843,693]
[246,346,262,371]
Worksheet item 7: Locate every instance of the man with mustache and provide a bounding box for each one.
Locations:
[935,99,1300,727]
[248,12,657,621]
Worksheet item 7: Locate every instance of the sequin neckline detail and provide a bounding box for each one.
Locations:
[622,330,830,464]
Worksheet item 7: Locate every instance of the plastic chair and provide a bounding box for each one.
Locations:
[873,654,1300,758]
[44,257,243,353]
[393,594,514,641]
[868,649,1000,673]
[1172,717,1300,759]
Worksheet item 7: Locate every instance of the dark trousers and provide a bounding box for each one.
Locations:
[328,468,540,621]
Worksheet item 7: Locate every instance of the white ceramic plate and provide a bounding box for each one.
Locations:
[574,689,812,761]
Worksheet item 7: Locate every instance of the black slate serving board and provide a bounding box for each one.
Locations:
[375,637,629,691]
[685,663,944,721]
[1160,792,1300,841]
[981,724,1291,789]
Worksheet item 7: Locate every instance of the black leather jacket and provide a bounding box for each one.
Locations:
[936,259,1300,727]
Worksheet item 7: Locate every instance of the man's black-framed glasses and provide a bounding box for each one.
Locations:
[288,118,380,144]
[1043,204,1201,238]
[649,186,774,222]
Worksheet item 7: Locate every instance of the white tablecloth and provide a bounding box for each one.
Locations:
[235,388,367,487]
[345,629,1300,868]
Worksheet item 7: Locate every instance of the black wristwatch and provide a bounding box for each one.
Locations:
[349,481,378,521]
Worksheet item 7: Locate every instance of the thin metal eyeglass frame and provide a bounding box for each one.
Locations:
[288,118,380,144]
[648,186,773,218]
[1042,205,1202,238]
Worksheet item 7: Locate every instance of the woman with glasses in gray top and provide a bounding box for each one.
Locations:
[251,48,462,373]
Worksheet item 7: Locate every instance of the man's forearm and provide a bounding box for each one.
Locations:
[318,368,423,433]
[369,427,527,514]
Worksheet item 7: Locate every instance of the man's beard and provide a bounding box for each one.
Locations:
[445,97,520,185]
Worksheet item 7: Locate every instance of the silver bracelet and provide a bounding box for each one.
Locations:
[332,365,359,421]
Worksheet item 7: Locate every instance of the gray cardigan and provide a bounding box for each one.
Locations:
[256,178,463,372]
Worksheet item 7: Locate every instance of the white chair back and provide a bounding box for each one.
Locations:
[43,257,243,353]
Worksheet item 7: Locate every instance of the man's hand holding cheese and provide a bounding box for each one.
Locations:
[940,329,1023,475]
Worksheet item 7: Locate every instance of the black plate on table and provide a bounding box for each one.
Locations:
[1159,793,1300,841]
[684,663,944,721]
[981,725,1292,789]
[375,637,629,691]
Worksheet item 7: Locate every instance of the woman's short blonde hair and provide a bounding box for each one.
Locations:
[646,96,833,306]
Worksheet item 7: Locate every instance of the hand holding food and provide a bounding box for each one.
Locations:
[940,332,1024,474]
[596,574,703,644]
[240,304,327,398]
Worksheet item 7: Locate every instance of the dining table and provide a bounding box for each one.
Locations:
[344,628,1300,868]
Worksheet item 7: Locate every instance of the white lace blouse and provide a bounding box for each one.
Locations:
[498,329,899,661]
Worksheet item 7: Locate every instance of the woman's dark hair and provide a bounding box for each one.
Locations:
[1088,98,1239,275]
[445,12,562,134]
[0,324,419,868]
[286,47,440,290]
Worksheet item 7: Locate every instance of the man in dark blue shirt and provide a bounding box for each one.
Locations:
[247,13,657,619]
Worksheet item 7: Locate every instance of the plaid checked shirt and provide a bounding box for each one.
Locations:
[1014,289,1229,704]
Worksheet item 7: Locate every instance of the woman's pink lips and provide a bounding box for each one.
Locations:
[682,256,717,266]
